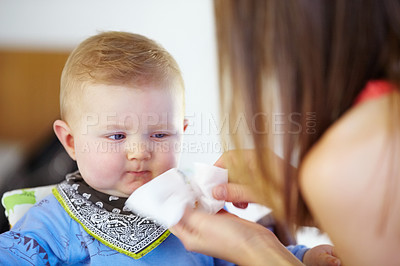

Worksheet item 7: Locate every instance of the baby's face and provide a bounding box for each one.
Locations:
[71,83,185,197]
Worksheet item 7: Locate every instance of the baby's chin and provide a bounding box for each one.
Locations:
[116,179,154,197]
[109,172,164,197]
[93,185,139,198]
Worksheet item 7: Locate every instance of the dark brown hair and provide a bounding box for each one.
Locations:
[214,0,400,228]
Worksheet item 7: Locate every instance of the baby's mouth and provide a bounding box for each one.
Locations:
[126,170,152,179]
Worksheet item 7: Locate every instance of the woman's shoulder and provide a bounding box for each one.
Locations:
[301,90,397,184]
[299,91,400,265]
[309,80,398,161]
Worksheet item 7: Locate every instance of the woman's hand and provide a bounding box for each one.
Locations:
[170,208,303,265]
[213,150,259,209]
[212,183,257,209]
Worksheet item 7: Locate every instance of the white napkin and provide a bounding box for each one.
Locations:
[125,163,228,228]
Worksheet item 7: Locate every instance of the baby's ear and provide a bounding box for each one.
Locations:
[53,120,76,160]
[183,118,189,132]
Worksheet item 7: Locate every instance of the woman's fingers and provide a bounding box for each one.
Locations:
[171,208,303,266]
[212,183,256,204]
[213,153,226,168]
[170,208,241,259]
[232,202,249,209]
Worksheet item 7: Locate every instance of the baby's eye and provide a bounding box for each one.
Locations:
[151,133,167,139]
[108,134,126,140]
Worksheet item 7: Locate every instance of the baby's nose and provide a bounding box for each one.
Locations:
[125,142,151,161]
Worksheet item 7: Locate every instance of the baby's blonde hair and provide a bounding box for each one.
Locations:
[60,31,184,123]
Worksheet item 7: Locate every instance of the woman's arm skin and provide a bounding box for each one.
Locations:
[300,93,400,265]
[170,208,303,266]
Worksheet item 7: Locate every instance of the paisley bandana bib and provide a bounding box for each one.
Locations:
[53,171,169,259]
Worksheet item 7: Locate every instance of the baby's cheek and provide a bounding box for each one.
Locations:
[152,151,179,175]
[79,151,123,183]
[93,152,124,172]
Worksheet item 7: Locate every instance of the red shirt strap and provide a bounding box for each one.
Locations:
[354,80,395,105]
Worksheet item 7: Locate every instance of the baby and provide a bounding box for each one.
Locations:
[0,31,229,265]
